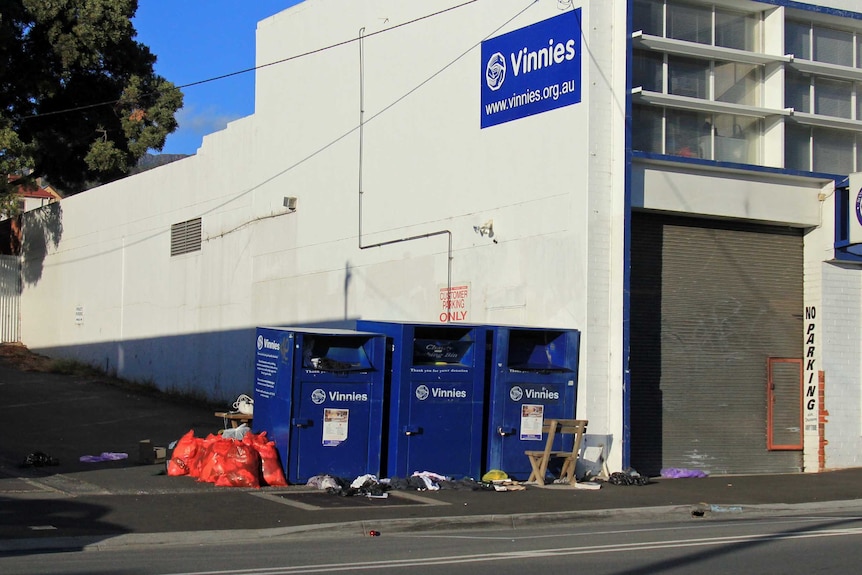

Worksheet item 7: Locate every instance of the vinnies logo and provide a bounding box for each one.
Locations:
[311,389,326,405]
[486,52,506,91]
[509,386,524,401]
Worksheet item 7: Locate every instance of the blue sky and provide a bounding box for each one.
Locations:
[133,1,303,155]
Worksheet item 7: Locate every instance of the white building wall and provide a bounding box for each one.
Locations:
[800,178,832,472]
[19,0,627,469]
[579,0,628,471]
[20,116,264,398]
[820,263,862,468]
[818,170,862,470]
[633,165,825,226]
[780,0,862,472]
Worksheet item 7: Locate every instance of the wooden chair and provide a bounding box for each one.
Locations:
[525,419,588,486]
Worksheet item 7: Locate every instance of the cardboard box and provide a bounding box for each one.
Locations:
[139,440,167,465]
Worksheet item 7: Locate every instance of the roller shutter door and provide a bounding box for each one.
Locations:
[630,213,803,475]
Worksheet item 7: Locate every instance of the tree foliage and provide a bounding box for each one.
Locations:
[0,0,183,196]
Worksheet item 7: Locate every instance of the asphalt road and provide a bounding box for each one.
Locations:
[3,511,862,574]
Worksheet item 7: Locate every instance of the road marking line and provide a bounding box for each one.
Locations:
[166,526,862,574]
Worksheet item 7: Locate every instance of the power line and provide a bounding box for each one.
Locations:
[193,0,540,225]
[23,0,478,121]
[201,0,539,208]
[33,0,541,266]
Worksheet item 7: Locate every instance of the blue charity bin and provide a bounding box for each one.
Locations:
[356,320,487,480]
[252,327,294,473]
[486,326,581,480]
[252,327,386,484]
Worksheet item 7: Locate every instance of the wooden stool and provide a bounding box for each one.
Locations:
[215,411,253,429]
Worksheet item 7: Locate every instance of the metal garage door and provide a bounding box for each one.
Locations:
[629,213,803,475]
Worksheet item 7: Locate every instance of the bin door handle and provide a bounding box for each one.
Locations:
[292,419,313,428]
[497,426,516,436]
[403,425,422,436]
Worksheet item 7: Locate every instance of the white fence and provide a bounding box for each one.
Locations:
[0,256,20,342]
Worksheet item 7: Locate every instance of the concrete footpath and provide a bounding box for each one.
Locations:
[2,350,862,554]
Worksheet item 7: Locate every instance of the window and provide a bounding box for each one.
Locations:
[715,61,759,106]
[632,105,663,153]
[813,127,854,174]
[785,124,858,174]
[814,26,853,67]
[633,0,663,36]
[785,20,811,60]
[787,20,857,67]
[786,72,861,120]
[666,109,711,158]
[668,55,709,98]
[785,69,811,113]
[814,77,852,118]
[171,218,202,256]
[632,105,761,164]
[785,123,811,171]
[637,56,761,105]
[632,1,762,106]
[667,2,711,44]
[711,114,759,163]
[630,3,862,172]
[635,1,759,51]
[786,73,860,120]
[633,49,663,92]
[715,9,759,51]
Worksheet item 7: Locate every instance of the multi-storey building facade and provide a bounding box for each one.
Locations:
[627,0,862,474]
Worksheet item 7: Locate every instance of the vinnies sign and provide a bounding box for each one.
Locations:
[481,9,582,128]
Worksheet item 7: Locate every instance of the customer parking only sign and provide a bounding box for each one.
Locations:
[481,9,582,128]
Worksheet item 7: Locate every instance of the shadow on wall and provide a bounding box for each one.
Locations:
[30,320,357,404]
[629,212,664,476]
[21,202,63,286]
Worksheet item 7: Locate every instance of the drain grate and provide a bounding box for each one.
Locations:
[277,492,421,508]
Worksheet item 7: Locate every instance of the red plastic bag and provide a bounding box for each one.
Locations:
[197,436,229,483]
[214,466,259,488]
[168,430,273,488]
[245,432,288,487]
[226,440,261,488]
[188,434,219,479]
[167,430,201,476]
[198,436,261,488]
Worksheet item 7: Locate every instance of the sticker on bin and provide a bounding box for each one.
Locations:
[520,404,544,440]
[323,408,349,446]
